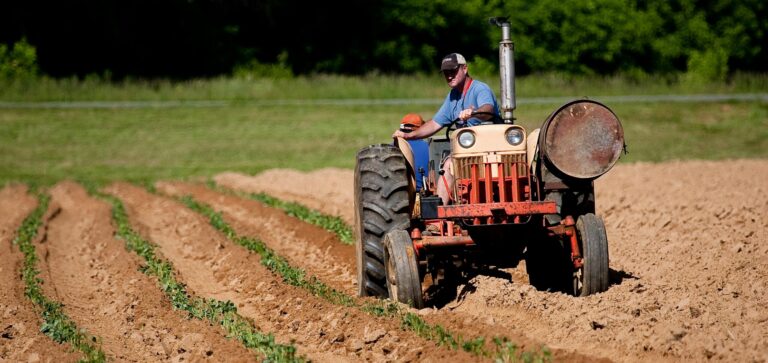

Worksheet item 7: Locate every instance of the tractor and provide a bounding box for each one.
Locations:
[354,17,625,308]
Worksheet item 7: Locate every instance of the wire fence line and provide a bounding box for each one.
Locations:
[1,93,766,109]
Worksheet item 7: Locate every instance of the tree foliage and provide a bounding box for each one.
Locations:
[0,0,765,79]
[0,38,38,80]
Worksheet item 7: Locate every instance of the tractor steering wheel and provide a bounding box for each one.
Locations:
[444,111,504,139]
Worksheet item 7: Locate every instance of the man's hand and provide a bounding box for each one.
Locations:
[393,119,443,140]
[392,129,408,139]
[459,106,475,121]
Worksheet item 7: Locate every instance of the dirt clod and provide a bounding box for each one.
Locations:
[363,327,386,343]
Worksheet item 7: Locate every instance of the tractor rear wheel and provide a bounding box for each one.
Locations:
[384,230,424,308]
[354,145,411,298]
[573,213,610,296]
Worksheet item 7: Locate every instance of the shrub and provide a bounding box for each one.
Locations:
[233,51,293,79]
[0,38,39,81]
[685,47,729,84]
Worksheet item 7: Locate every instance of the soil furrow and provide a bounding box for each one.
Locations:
[215,169,355,227]
[157,181,602,362]
[105,182,480,362]
[38,181,255,362]
[5,158,764,361]
[212,160,768,362]
[156,181,356,296]
[0,184,80,362]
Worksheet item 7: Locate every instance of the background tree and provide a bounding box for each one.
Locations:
[0,0,765,79]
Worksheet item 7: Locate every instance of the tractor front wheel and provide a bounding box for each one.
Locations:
[573,213,610,296]
[383,229,424,308]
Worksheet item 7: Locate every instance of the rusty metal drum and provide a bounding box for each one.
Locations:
[539,100,624,179]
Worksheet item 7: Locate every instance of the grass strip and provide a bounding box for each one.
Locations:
[207,180,353,245]
[179,193,551,362]
[13,193,107,363]
[98,192,302,363]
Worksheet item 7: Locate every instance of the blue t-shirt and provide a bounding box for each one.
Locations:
[433,79,499,127]
[407,139,429,190]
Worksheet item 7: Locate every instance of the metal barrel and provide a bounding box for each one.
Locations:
[539,100,625,179]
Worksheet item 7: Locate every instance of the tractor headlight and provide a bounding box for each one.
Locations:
[505,128,524,146]
[457,130,476,148]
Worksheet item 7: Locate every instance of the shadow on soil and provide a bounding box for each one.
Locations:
[426,267,638,309]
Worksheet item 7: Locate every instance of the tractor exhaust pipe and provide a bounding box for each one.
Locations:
[490,17,515,123]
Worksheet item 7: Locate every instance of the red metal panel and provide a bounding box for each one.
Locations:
[497,163,507,202]
[511,166,519,202]
[437,201,557,218]
[470,165,480,204]
[484,163,493,203]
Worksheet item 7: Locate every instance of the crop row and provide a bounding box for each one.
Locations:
[207,180,354,245]
[100,192,301,362]
[14,193,106,362]
[191,183,554,362]
[12,184,551,362]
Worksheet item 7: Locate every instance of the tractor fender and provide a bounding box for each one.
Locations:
[527,128,540,167]
[393,137,417,212]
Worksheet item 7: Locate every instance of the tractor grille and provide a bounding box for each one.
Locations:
[453,153,527,179]
[501,153,528,177]
[454,155,484,179]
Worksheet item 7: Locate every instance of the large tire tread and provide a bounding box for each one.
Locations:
[355,144,412,298]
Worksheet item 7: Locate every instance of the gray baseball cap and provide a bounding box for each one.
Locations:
[440,53,467,71]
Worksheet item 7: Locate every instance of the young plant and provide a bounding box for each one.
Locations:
[208,180,353,245]
[99,193,302,363]
[179,192,547,359]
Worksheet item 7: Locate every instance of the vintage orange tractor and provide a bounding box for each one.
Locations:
[354,17,625,308]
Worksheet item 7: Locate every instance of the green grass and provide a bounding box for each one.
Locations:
[14,193,106,362]
[0,75,766,186]
[1,72,767,102]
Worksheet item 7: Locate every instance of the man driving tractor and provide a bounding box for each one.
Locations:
[392,53,500,205]
[356,17,621,308]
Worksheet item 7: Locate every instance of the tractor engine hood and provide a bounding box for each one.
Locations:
[539,100,625,180]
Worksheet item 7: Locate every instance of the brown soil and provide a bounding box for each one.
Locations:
[0,184,81,362]
[215,168,355,227]
[156,181,357,296]
[212,160,768,363]
[106,182,480,362]
[158,181,600,362]
[39,181,256,362]
[3,159,765,362]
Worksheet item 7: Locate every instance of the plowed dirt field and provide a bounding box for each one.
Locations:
[2,160,766,362]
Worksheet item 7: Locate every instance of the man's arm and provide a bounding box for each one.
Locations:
[392,119,443,140]
[459,103,496,121]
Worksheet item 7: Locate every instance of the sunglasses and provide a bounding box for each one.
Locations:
[399,123,419,132]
